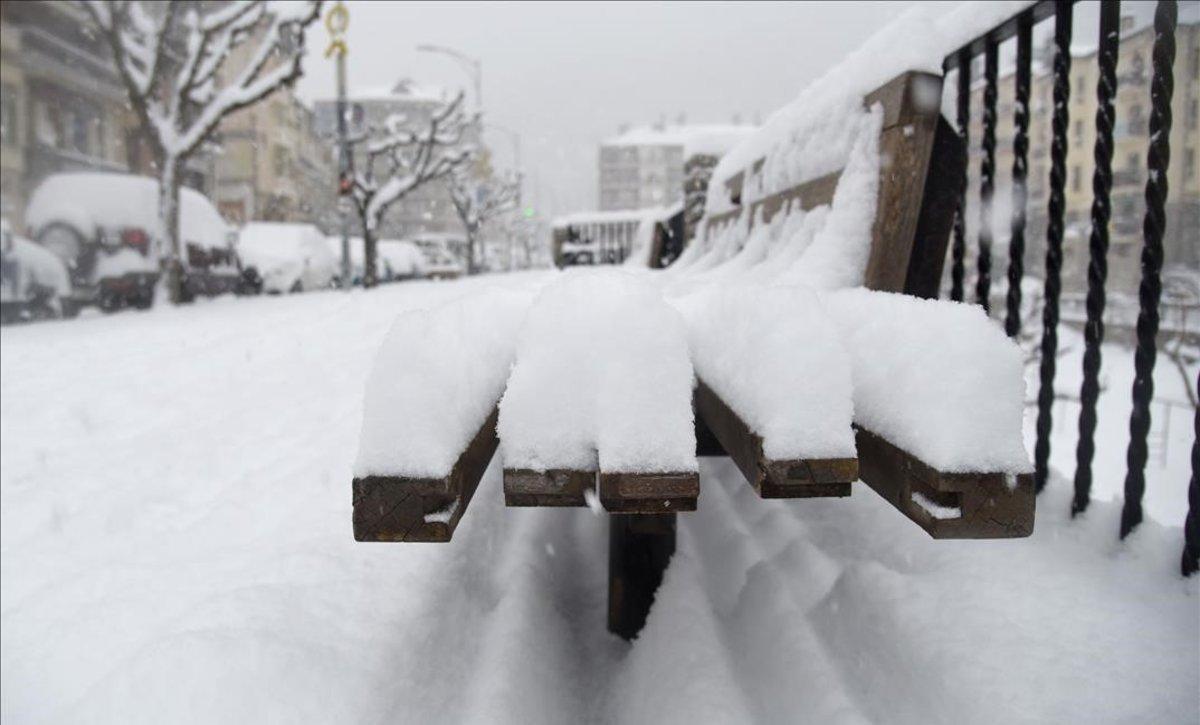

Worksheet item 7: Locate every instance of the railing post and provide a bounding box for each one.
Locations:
[977,39,998,313]
[1185,388,1199,576]
[951,50,970,303]
[1034,0,1074,495]
[1120,0,1177,540]
[1073,0,1122,517]
[1005,13,1032,338]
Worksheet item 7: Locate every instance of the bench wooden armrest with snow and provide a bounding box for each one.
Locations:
[353,409,498,542]
[855,428,1034,539]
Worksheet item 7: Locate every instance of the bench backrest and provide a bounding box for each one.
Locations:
[699,71,965,299]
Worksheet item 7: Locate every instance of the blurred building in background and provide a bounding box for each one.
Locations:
[0,1,226,231]
[314,79,483,240]
[214,90,336,232]
[962,15,1200,298]
[0,1,133,230]
[598,122,756,211]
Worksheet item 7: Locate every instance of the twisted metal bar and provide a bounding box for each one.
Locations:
[1034,0,1073,494]
[1185,372,1199,576]
[1073,1,1122,517]
[1006,15,1032,337]
[977,40,998,313]
[951,51,970,302]
[1121,0,1176,539]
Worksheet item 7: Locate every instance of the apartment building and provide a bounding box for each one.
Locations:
[214,90,335,231]
[598,123,755,211]
[0,1,131,230]
[962,16,1199,298]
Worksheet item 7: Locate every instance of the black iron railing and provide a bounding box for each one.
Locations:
[944,0,1196,575]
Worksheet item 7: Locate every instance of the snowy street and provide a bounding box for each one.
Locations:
[2,278,1196,724]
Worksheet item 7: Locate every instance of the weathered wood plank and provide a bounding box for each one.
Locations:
[854,426,1035,539]
[862,71,943,294]
[904,114,966,298]
[694,379,856,499]
[608,513,676,640]
[598,471,699,513]
[503,468,594,507]
[352,408,499,542]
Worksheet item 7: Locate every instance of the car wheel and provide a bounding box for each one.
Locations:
[132,288,154,309]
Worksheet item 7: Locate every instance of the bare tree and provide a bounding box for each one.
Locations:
[348,93,473,287]
[447,164,519,274]
[1161,267,1200,409]
[82,0,320,303]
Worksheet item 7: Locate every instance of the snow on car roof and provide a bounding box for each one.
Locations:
[24,172,229,247]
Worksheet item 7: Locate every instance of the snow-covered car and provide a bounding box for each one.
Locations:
[410,233,467,279]
[1,217,71,322]
[24,172,246,309]
[237,223,338,294]
[325,237,427,286]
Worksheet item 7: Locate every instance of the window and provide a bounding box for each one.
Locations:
[1074,120,1084,145]
[1188,100,1198,130]
[0,84,16,146]
[273,146,290,176]
[1185,150,1196,181]
[1072,165,1082,192]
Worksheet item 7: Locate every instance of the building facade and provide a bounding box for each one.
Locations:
[961,16,1200,299]
[313,79,481,241]
[214,90,335,232]
[598,124,755,211]
[0,1,131,231]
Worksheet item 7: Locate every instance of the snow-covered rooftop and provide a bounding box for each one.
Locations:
[552,205,675,230]
[602,124,758,158]
[352,78,454,104]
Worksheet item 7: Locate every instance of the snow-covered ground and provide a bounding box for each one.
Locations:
[2,276,1196,724]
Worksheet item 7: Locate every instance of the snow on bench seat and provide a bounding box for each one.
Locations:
[827,288,1035,538]
[498,271,698,513]
[351,288,531,541]
[676,284,858,498]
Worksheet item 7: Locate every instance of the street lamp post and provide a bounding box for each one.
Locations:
[326,2,352,289]
[415,43,482,114]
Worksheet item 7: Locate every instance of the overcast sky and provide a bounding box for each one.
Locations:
[295,1,1154,221]
[296,1,925,218]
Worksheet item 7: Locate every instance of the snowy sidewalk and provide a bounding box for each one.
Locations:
[2,277,1196,723]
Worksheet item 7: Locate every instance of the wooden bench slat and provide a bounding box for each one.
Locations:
[352,408,499,542]
[599,471,699,513]
[503,468,594,507]
[694,379,857,499]
[504,467,700,512]
[854,426,1035,539]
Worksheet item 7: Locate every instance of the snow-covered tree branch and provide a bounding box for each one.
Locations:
[81,0,321,303]
[348,92,474,287]
[447,164,520,274]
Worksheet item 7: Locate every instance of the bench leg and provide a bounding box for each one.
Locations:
[607,513,676,640]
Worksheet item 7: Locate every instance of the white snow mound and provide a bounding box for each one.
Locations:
[827,288,1032,473]
[499,269,696,474]
[355,287,533,478]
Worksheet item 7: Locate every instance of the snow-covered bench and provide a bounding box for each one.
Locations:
[351,70,1033,549]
